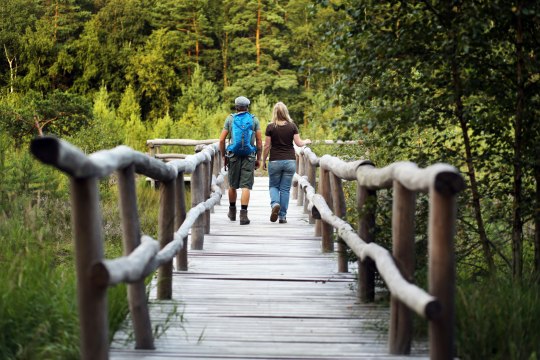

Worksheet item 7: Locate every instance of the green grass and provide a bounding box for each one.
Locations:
[0,172,182,358]
[0,197,79,359]
[456,276,540,360]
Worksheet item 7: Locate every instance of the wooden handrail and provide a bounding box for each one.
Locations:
[295,175,440,318]
[30,136,224,360]
[146,138,219,147]
[295,146,464,359]
[30,136,462,359]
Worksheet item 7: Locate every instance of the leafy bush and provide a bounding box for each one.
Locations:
[456,277,540,360]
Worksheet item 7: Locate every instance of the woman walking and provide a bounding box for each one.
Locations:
[262,102,311,223]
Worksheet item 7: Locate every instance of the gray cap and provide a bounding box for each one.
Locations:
[234,96,250,107]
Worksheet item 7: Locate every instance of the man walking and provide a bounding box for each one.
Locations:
[219,96,262,225]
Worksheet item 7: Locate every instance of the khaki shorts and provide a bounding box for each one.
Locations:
[227,154,255,189]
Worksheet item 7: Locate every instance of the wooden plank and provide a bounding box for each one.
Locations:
[110,177,429,359]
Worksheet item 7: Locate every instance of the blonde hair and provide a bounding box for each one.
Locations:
[271,102,293,125]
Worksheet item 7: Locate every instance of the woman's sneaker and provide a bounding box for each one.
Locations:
[279,217,287,224]
[270,203,280,222]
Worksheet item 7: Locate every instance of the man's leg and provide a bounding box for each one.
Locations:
[228,188,237,221]
[229,187,237,203]
[240,188,250,206]
[239,188,251,225]
[237,156,254,225]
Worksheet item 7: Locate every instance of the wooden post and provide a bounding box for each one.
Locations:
[292,155,299,200]
[191,163,205,250]
[357,182,376,302]
[330,173,348,272]
[307,160,317,226]
[296,154,307,210]
[389,181,416,354]
[70,177,108,360]
[203,161,211,234]
[428,186,457,360]
[148,145,157,188]
[118,165,154,349]
[157,179,175,300]
[175,172,188,271]
[319,167,334,252]
[212,151,222,205]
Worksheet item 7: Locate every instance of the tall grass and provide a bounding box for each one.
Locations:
[456,276,540,360]
[0,195,79,359]
[0,156,168,358]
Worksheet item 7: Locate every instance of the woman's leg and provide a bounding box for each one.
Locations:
[268,161,282,207]
[278,160,296,218]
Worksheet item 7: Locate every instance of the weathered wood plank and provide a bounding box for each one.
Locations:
[110,177,429,359]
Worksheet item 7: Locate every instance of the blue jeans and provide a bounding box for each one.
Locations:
[268,160,296,218]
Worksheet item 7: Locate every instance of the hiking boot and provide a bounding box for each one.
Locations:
[239,209,250,225]
[228,206,236,221]
[279,217,287,224]
[270,203,280,222]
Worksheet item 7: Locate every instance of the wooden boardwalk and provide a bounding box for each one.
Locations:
[110,177,429,359]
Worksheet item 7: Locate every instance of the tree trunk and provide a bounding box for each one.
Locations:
[223,32,229,88]
[512,2,525,280]
[4,45,15,93]
[535,164,540,282]
[53,0,59,42]
[451,58,495,273]
[256,0,261,69]
[192,16,199,64]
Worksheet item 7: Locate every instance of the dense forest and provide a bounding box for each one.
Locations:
[1,0,539,359]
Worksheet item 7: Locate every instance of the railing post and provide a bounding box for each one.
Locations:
[357,182,376,302]
[212,150,222,205]
[70,177,108,360]
[319,166,334,252]
[147,144,157,188]
[191,162,205,250]
[389,181,416,354]
[175,172,188,271]
[307,160,317,225]
[293,154,300,200]
[157,179,175,300]
[330,173,348,272]
[297,155,305,206]
[203,160,211,234]
[118,165,154,349]
[428,184,457,360]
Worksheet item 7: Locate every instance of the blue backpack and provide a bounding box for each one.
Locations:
[227,112,257,156]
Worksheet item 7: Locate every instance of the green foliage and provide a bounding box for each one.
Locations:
[250,93,272,130]
[457,277,540,360]
[0,91,91,141]
[126,28,180,119]
[71,86,123,153]
[173,66,220,117]
[151,112,175,139]
[118,85,148,151]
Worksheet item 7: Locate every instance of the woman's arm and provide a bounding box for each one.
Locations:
[293,134,311,147]
[262,136,271,170]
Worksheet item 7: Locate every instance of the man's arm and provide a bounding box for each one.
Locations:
[219,129,228,168]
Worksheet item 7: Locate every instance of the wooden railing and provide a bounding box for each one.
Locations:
[30,136,224,360]
[293,147,464,360]
[30,137,462,360]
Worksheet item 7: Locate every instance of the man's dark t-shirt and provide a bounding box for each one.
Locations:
[265,122,299,161]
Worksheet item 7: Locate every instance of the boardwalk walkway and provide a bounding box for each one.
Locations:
[110,177,428,359]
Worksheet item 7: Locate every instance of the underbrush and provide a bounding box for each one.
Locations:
[0,171,165,358]
[456,276,540,360]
